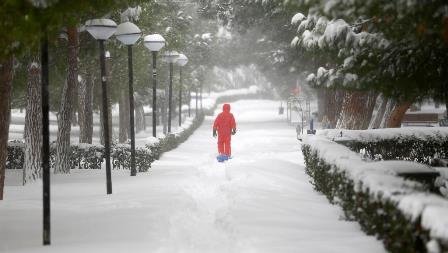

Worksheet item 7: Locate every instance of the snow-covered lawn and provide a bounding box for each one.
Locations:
[0,100,385,253]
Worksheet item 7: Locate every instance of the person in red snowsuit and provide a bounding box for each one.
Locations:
[213,104,236,157]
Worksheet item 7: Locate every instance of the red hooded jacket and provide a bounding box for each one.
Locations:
[213,104,236,142]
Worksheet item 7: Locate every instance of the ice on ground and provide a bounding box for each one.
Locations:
[0,100,385,253]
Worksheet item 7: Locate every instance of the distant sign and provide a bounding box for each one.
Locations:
[291,87,300,96]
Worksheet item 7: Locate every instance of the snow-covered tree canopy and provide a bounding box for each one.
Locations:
[291,0,448,102]
[0,0,143,60]
[196,0,448,103]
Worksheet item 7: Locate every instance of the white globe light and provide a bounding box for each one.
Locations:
[162,51,180,63]
[115,22,141,45]
[144,34,166,52]
[176,54,188,66]
[85,19,117,41]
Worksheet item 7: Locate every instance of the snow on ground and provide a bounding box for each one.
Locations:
[0,100,385,253]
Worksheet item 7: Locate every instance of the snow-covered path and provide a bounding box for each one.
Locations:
[0,100,385,253]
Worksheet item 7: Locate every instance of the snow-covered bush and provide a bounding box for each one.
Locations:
[69,143,105,170]
[317,128,448,197]
[6,140,25,170]
[302,135,448,253]
[159,113,205,153]
[111,144,153,172]
[318,128,448,165]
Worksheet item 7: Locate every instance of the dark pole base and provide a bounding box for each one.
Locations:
[41,32,51,246]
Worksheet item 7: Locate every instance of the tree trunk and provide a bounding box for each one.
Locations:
[317,88,325,122]
[386,101,412,128]
[118,87,129,143]
[162,90,167,135]
[55,26,78,174]
[336,91,378,130]
[78,70,94,143]
[322,89,345,128]
[135,103,145,133]
[370,95,388,129]
[0,56,13,200]
[23,56,42,184]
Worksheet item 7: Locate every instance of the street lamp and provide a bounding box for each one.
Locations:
[176,54,188,126]
[144,34,165,137]
[85,18,117,195]
[162,51,179,133]
[115,21,141,177]
[41,33,51,246]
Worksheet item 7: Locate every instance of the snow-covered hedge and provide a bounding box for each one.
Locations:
[202,85,268,115]
[302,135,448,253]
[317,128,448,165]
[111,144,153,172]
[159,113,204,153]
[69,143,104,170]
[6,86,263,172]
[6,140,24,170]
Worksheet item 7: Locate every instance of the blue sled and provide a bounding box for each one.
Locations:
[217,154,229,162]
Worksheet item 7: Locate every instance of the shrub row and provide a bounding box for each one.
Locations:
[302,144,448,253]
[6,113,205,172]
[7,88,259,172]
[343,136,448,165]
[316,129,448,165]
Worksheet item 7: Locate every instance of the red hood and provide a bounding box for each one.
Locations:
[223,104,231,113]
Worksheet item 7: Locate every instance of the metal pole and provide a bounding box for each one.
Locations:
[41,33,51,246]
[99,40,112,194]
[152,51,157,138]
[168,62,173,133]
[128,46,136,177]
[179,67,182,127]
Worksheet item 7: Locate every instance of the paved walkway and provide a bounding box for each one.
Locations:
[0,100,385,253]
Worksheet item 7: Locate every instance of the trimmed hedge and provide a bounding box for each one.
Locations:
[6,140,25,170]
[111,144,153,172]
[6,89,260,172]
[159,113,205,153]
[70,143,104,170]
[341,136,448,165]
[6,113,205,172]
[302,144,447,253]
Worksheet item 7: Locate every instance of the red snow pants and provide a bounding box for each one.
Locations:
[218,139,231,156]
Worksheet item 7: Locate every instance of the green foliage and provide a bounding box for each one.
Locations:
[111,144,154,172]
[6,140,25,170]
[68,144,105,170]
[0,0,142,60]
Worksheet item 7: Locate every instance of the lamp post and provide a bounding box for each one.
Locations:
[115,21,141,177]
[41,32,51,246]
[176,54,188,126]
[163,51,179,133]
[85,19,117,195]
[144,34,165,137]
